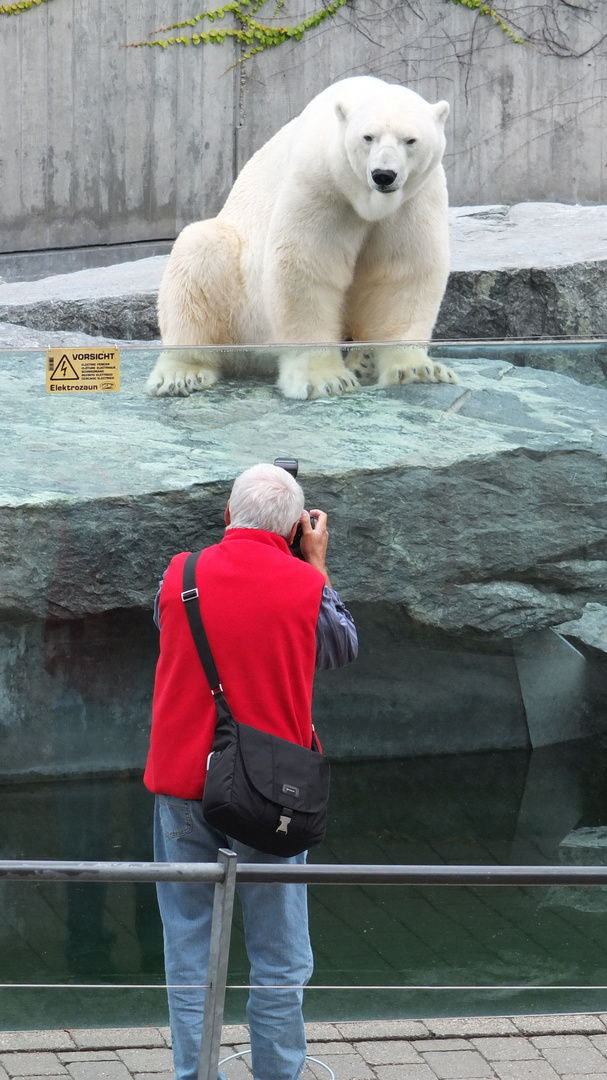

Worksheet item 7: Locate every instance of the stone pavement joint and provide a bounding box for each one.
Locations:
[2,1016,607,1080]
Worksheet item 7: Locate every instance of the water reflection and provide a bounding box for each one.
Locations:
[3,738,607,1027]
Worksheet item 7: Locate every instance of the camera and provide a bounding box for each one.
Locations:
[273,457,315,558]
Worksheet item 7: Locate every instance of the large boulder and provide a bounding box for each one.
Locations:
[0,258,163,341]
[441,204,607,343]
[439,205,607,388]
[1,349,605,635]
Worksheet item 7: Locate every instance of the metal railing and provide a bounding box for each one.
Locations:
[3,856,607,1080]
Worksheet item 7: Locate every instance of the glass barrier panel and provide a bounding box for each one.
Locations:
[1,341,606,1028]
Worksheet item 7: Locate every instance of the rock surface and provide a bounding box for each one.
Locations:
[1,205,607,348]
[544,827,607,912]
[556,603,607,658]
[449,204,607,271]
[442,205,607,353]
[0,258,162,341]
[0,322,159,349]
[0,347,605,637]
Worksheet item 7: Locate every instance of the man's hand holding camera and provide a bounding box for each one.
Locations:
[299,510,331,587]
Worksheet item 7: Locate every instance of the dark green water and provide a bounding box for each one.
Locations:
[3,739,607,1029]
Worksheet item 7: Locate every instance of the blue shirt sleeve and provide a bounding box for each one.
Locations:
[153,571,166,631]
[315,585,358,670]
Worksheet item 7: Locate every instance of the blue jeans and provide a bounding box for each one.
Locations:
[154,795,314,1080]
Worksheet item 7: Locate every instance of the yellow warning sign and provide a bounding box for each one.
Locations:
[46,348,120,393]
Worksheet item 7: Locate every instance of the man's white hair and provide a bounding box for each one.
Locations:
[227,463,305,537]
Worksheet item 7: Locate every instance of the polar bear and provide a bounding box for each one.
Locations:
[147,75,456,400]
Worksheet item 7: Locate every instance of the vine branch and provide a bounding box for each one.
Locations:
[126,0,521,64]
[0,0,525,59]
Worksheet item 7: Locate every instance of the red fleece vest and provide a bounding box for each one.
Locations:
[144,529,325,799]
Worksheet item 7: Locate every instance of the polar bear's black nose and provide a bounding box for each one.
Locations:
[371,169,397,189]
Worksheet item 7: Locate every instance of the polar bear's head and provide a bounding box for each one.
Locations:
[334,82,449,205]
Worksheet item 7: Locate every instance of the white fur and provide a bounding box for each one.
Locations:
[147,76,456,401]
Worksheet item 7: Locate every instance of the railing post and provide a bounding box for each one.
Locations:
[197,848,238,1080]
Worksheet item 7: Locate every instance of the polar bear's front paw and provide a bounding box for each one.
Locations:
[277,349,360,400]
[146,353,219,397]
[376,347,458,388]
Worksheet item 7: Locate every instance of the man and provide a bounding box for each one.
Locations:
[144,463,357,1080]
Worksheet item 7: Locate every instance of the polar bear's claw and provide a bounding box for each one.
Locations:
[146,371,166,396]
[155,377,178,397]
[433,361,458,383]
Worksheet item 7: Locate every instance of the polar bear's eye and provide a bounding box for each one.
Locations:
[363,135,373,143]
[406,138,417,146]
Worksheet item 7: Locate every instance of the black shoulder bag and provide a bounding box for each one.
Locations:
[181,550,331,857]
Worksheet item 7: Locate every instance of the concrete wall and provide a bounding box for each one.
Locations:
[1,0,606,254]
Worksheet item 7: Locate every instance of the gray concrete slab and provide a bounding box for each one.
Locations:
[335,1021,431,1039]
[65,1066,132,1080]
[532,1039,600,1050]
[0,1057,69,1077]
[470,1040,541,1061]
[113,1055,172,1074]
[0,1039,76,1054]
[305,1024,343,1042]
[422,1019,520,1038]
[420,1050,497,1078]
[515,1020,607,1037]
[355,1042,425,1065]
[492,1064,561,1080]
[534,1047,607,1075]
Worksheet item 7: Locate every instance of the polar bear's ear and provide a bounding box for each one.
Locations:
[432,100,450,128]
[335,101,349,122]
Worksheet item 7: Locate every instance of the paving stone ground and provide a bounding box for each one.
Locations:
[4,1016,607,1080]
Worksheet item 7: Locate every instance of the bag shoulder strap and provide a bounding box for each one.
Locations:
[181,550,222,696]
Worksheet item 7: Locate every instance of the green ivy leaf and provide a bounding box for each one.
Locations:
[124,0,523,60]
